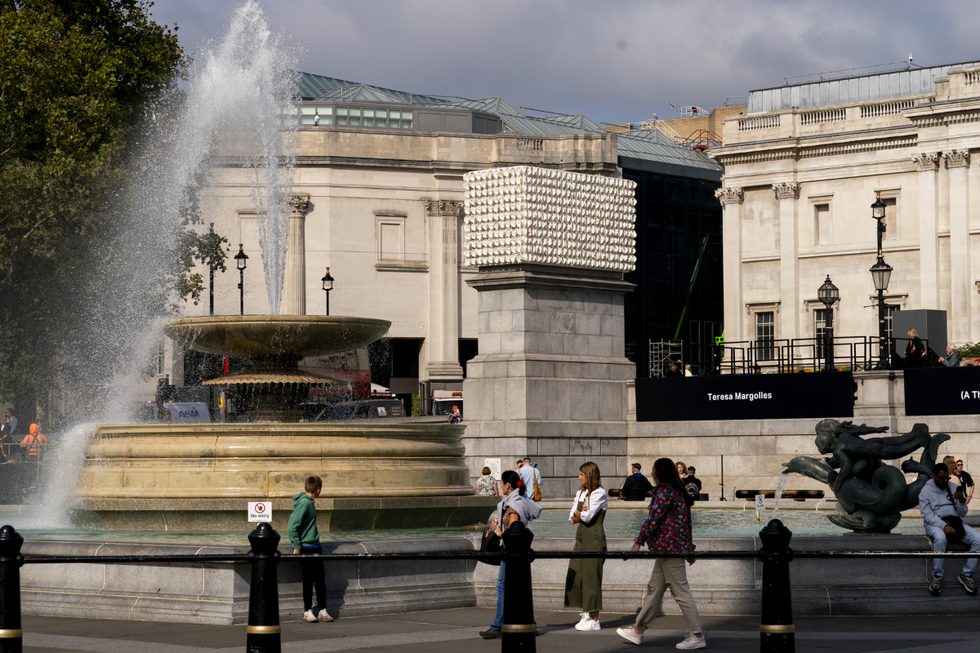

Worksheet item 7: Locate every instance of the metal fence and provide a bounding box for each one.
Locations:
[0,521,976,653]
[675,335,930,375]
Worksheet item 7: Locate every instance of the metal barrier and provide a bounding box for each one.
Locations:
[2,519,979,653]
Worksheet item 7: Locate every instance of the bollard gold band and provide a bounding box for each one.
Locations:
[502,624,536,633]
[246,625,281,635]
[0,629,23,638]
[760,624,795,634]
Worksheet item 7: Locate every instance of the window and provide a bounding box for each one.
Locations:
[300,106,331,125]
[814,309,828,359]
[376,214,406,261]
[756,312,775,361]
[884,304,900,341]
[882,197,898,240]
[814,203,831,245]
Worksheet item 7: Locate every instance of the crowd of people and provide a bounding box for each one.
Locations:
[468,456,706,649]
[0,408,48,502]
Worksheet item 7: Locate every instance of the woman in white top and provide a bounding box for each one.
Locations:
[564,461,608,631]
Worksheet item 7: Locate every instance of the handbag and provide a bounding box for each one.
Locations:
[941,515,966,540]
[478,515,502,566]
[533,471,542,502]
[942,485,967,540]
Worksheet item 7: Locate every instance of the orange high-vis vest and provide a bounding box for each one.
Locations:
[23,424,46,455]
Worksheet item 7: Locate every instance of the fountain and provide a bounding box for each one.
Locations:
[47,1,496,533]
[783,419,947,532]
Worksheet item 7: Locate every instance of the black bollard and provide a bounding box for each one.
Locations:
[0,526,24,653]
[246,522,281,653]
[758,519,795,653]
[500,520,535,652]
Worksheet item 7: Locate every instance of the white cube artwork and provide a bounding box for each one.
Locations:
[462,166,637,272]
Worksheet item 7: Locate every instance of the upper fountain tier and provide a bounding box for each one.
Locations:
[163,315,391,360]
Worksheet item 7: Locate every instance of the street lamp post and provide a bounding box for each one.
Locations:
[234,244,248,316]
[870,193,892,369]
[817,275,840,372]
[321,267,334,316]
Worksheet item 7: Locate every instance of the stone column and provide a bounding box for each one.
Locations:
[461,167,637,498]
[944,150,971,342]
[913,152,940,308]
[425,199,465,384]
[773,182,800,342]
[716,187,744,342]
[285,194,310,315]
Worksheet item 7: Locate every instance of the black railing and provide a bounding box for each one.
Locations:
[685,335,933,375]
[1,520,978,653]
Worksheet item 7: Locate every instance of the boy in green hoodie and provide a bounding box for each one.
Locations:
[288,475,333,622]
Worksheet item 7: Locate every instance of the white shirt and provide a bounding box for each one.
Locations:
[569,488,608,524]
[919,479,968,530]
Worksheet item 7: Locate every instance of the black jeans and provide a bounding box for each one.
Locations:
[298,545,326,613]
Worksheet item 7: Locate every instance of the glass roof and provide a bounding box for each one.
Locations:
[295,72,719,171]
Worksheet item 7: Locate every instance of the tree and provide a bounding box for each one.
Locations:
[0,0,183,425]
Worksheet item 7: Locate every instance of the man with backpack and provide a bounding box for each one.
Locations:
[520,457,542,501]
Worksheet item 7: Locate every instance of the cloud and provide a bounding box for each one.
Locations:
[150,0,980,124]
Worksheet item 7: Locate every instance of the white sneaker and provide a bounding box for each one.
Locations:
[617,626,643,645]
[317,609,334,622]
[303,609,318,623]
[575,615,600,631]
[576,612,589,624]
[676,632,706,649]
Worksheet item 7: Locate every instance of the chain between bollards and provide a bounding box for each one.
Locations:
[0,526,24,653]
[759,519,795,653]
[246,522,281,653]
[501,520,536,652]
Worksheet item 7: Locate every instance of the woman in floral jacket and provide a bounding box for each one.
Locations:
[617,458,705,650]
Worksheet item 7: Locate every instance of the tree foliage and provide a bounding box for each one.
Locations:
[0,0,183,423]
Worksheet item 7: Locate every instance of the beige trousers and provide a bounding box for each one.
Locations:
[634,558,702,634]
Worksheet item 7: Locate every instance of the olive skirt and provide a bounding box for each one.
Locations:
[563,509,606,612]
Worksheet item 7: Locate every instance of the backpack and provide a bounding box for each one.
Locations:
[533,468,542,502]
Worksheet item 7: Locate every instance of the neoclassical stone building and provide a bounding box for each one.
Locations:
[710,61,980,362]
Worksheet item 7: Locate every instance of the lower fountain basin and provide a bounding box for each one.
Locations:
[75,422,493,531]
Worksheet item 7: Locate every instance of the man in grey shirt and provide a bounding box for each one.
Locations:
[939,344,961,367]
[919,463,979,595]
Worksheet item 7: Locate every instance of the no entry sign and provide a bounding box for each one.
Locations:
[248,501,272,522]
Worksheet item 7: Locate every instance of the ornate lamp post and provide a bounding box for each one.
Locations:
[321,267,334,316]
[234,244,248,316]
[870,193,892,369]
[817,275,840,372]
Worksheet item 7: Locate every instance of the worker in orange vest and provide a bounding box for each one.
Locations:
[22,423,46,459]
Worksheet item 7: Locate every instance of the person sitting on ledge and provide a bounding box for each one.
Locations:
[919,463,980,596]
[620,463,652,501]
[939,343,961,367]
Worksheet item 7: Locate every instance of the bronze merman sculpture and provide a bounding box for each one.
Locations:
[783,420,948,532]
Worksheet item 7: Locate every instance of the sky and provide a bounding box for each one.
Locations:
[148,0,980,126]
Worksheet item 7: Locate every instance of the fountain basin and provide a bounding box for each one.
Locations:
[162,315,391,359]
[75,422,494,531]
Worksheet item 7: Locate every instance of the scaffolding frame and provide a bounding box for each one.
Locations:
[649,340,684,377]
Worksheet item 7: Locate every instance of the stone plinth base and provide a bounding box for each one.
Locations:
[463,265,635,496]
[74,496,498,532]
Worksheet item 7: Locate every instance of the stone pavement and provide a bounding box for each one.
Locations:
[20,608,980,652]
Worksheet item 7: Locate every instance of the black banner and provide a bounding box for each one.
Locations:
[635,372,854,421]
[904,367,980,416]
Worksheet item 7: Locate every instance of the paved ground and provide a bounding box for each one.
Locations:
[19,609,980,652]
